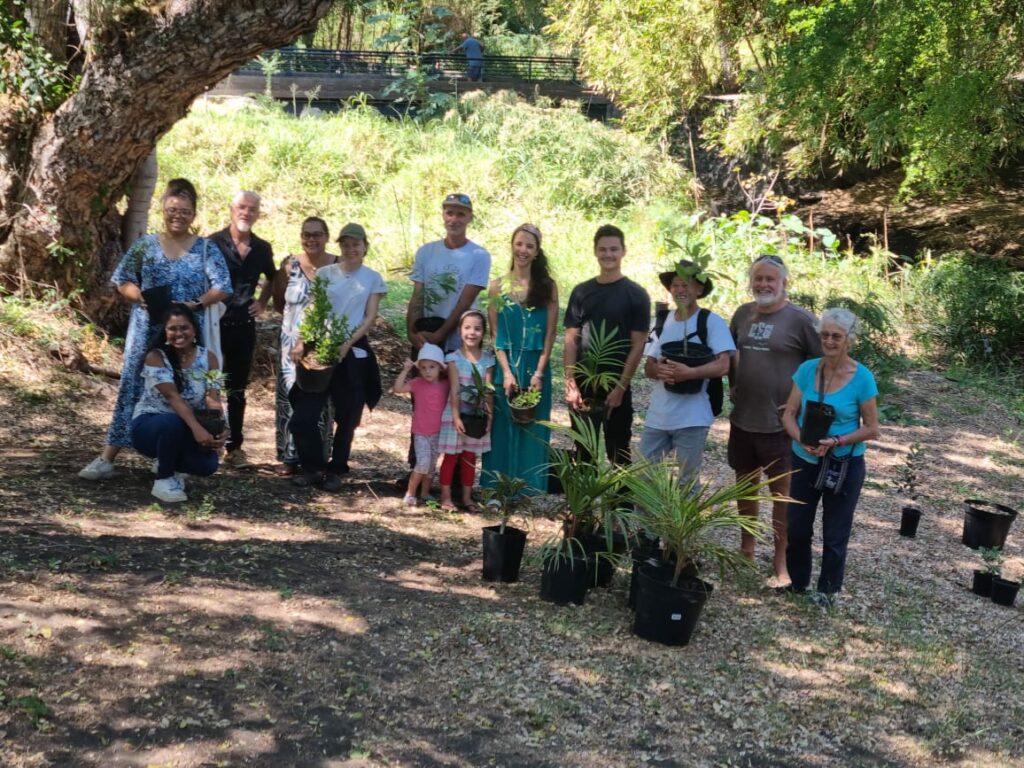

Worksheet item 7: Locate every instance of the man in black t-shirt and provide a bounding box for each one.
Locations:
[209,191,276,469]
[564,224,651,464]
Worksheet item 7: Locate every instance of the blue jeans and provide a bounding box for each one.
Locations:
[639,425,709,486]
[131,413,220,479]
[786,453,866,594]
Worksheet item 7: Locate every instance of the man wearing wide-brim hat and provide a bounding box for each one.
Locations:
[641,259,735,485]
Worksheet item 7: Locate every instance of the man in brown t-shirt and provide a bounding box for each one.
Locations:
[728,255,821,582]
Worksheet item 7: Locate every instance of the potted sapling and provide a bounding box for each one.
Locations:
[535,414,638,605]
[479,471,533,583]
[459,364,494,439]
[508,387,542,425]
[991,565,1020,608]
[896,442,925,538]
[413,270,459,337]
[971,546,1003,597]
[623,461,776,647]
[295,276,352,393]
[188,368,227,436]
[568,320,629,418]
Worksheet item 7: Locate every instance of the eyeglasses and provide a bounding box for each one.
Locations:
[820,331,847,342]
[300,231,327,239]
[754,254,785,266]
[164,207,195,217]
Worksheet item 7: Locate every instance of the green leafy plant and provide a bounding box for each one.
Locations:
[297,276,352,367]
[623,462,778,588]
[510,388,542,409]
[420,270,459,318]
[570,320,630,407]
[188,368,227,393]
[979,546,1003,577]
[479,471,534,533]
[537,414,640,569]
[895,442,925,502]
[460,364,495,418]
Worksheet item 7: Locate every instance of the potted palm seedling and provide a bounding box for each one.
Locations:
[896,442,924,538]
[535,415,638,605]
[295,275,352,393]
[479,471,534,583]
[569,320,629,417]
[623,462,776,647]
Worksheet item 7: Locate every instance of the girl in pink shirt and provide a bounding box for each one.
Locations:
[393,343,449,505]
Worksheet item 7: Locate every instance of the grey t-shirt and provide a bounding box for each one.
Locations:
[729,301,821,433]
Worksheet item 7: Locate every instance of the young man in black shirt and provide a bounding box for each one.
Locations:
[564,224,651,464]
[209,191,276,468]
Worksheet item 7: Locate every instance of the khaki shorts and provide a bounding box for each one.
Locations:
[727,423,792,477]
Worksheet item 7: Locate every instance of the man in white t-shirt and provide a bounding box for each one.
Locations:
[641,260,735,485]
[406,193,491,353]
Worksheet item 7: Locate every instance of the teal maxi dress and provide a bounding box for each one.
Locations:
[482,299,551,495]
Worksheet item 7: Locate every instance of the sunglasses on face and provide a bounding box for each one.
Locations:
[754,254,785,266]
[820,331,846,342]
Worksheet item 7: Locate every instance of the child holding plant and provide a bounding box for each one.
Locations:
[393,344,449,506]
[438,310,495,512]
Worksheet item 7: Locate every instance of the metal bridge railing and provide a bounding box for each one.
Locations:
[239,47,580,83]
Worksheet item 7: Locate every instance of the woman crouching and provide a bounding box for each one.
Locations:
[130,304,226,502]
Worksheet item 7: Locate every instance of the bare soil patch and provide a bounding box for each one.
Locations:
[1,353,1023,767]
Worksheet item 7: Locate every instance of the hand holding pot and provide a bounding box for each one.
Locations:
[565,379,584,410]
[454,414,466,436]
[290,340,305,363]
[605,384,625,411]
[503,373,517,398]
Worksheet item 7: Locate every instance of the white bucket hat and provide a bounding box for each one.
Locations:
[416,343,446,368]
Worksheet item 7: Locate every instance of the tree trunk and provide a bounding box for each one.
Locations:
[121,149,159,251]
[0,0,334,324]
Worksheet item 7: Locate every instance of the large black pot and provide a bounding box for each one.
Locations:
[961,499,1018,550]
[633,564,713,647]
[991,577,1020,607]
[295,360,336,393]
[193,408,225,437]
[540,554,591,606]
[972,569,995,597]
[583,531,628,588]
[659,341,714,394]
[461,413,488,439]
[481,525,527,583]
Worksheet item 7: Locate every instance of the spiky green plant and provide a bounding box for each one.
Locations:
[297,276,352,367]
[623,461,780,588]
[570,319,630,403]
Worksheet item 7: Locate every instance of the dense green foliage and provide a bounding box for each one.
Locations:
[0,1,78,117]
[550,0,1024,196]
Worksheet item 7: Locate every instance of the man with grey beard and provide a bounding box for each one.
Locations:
[210,191,276,469]
[728,254,820,584]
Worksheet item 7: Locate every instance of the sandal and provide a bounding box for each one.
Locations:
[460,501,482,514]
[439,501,459,512]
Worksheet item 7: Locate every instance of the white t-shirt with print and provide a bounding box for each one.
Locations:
[410,239,491,351]
[644,309,735,430]
[316,263,387,359]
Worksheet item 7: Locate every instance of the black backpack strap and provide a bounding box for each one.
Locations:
[696,308,710,346]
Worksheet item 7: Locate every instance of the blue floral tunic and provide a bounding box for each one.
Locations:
[105,235,231,447]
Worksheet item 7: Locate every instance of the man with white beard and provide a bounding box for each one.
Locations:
[727,255,820,584]
[209,191,276,469]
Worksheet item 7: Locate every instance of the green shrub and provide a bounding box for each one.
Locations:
[908,253,1024,367]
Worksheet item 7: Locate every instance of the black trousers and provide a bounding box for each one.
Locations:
[289,353,367,474]
[221,319,257,452]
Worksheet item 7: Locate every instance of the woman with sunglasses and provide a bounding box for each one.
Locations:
[780,307,880,607]
[271,217,338,477]
[79,178,231,481]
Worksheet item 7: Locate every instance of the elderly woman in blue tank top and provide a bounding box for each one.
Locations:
[780,307,880,607]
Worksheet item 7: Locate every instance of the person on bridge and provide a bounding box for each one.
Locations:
[454,33,484,82]
[208,191,275,470]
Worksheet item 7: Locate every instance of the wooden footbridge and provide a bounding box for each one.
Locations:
[207,47,613,117]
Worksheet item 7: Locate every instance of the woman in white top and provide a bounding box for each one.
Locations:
[288,223,387,490]
[130,304,226,503]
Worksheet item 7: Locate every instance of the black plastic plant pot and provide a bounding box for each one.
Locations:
[583,531,628,588]
[413,316,445,334]
[461,413,488,439]
[899,506,922,538]
[193,408,225,437]
[295,360,336,393]
[972,570,995,597]
[799,401,836,446]
[990,577,1020,607]
[481,525,527,583]
[633,564,713,647]
[539,555,590,606]
[961,499,1018,550]
[629,548,663,609]
[659,341,714,395]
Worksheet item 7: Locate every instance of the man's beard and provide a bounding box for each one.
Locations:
[753,289,783,307]
[236,221,252,233]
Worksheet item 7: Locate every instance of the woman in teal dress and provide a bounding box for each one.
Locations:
[483,224,558,495]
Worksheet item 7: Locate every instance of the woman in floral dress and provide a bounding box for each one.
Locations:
[271,217,337,476]
[79,178,231,481]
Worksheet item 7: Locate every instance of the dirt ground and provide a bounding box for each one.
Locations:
[1,346,1023,767]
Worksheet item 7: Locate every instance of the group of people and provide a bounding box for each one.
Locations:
[77,182,879,603]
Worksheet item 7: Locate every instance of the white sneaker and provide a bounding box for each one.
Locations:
[151,476,188,503]
[79,457,114,481]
